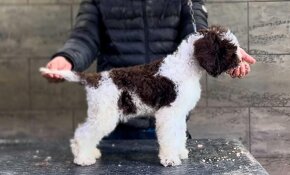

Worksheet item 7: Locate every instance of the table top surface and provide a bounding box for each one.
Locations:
[0,139,268,175]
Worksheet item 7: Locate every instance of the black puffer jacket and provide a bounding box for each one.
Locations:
[52,0,208,72]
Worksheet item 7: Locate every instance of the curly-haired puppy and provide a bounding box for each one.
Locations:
[40,26,241,167]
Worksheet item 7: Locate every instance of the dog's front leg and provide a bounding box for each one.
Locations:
[155,107,187,167]
[177,117,189,160]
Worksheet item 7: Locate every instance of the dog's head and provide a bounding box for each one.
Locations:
[194,26,241,77]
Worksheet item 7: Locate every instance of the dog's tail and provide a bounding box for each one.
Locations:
[39,67,80,82]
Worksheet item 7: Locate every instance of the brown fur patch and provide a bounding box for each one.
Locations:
[198,26,228,36]
[79,72,102,87]
[118,91,137,115]
[110,59,177,108]
[195,26,240,77]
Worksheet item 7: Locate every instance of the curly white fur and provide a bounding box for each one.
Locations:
[40,31,239,167]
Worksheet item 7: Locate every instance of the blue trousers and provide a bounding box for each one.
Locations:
[105,124,192,140]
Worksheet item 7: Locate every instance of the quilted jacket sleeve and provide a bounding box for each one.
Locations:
[179,0,208,40]
[192,0,208,30]
[51,0,101,71]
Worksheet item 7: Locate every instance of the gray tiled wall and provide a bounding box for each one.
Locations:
[190,0,290,174]
[0,0,289,174]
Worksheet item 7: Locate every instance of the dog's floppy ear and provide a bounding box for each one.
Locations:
[194,26,240,77]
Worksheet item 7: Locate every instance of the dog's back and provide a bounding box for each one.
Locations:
[40,58,178,113]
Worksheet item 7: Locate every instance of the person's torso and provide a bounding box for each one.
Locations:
[96,0,183,71]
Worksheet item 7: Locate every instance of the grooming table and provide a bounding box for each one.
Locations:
[0,139,268,175]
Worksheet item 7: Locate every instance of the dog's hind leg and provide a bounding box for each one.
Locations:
[71,104,120,166]
[155,107,188,167]
[70,74,121,166]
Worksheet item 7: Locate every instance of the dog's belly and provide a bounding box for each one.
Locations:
[119,92,156,122]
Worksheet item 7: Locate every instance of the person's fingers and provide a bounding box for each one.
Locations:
[244,64,249,76]
[47,73,54,79]
[227,68,235,77]
[42,73,50,79]
[45,62,54,78]
[42,73,51,78]
[245,63,251,75]
[230,71,237,78]
[42,73,60,83]
[54,62,61,79]
[230,64,241,78]
[240,48,256,64]
[228,60,252,79]
[49,60,63,79]
[239,63,246,78]
[233,66,240,77]
[46,62,52,69]
[49,74,56,79]
[47,62,57,78]
[55,74,61,79]
[227,68,236,78]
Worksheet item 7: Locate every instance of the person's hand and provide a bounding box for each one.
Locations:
[42,56,72,83]
[227,47,256,78]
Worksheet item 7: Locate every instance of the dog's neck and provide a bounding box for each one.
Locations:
[157,33,204,83]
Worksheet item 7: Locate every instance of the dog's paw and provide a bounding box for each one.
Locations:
[160,156,181,167]
[74,156,96,166]
[70,139,79,157]
[93,148,102,159]
[179,148,189,159]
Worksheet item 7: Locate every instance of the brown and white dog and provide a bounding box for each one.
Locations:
[40,26,241,167]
